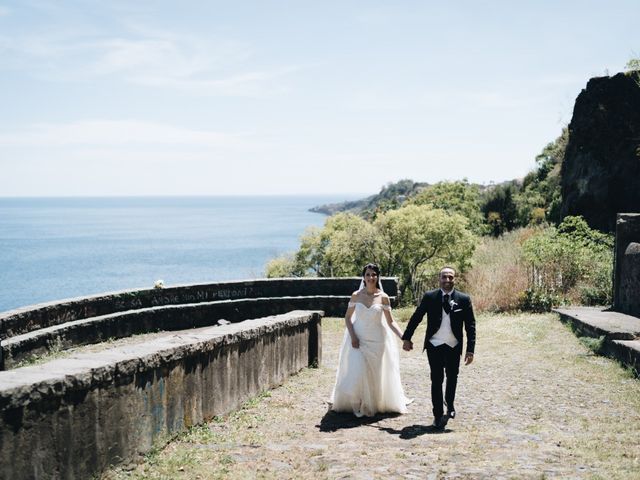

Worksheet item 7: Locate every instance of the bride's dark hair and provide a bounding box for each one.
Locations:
[361,263,382,289]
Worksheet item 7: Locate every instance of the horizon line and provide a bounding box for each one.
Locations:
[0,193,372,199]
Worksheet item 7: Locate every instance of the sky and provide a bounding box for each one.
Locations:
[0,0,638,197]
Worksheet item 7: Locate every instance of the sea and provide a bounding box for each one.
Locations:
[0,196,351,313]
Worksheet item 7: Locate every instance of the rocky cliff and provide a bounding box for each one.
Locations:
[561,72,640,232]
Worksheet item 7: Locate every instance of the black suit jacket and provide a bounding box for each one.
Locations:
[402,289,476,355]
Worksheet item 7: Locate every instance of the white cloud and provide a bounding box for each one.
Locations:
[0,21,303,96]
[133,65,302,96]
[0,120,240,148]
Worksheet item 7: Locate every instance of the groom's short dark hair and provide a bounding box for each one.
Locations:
[440,266,456,276]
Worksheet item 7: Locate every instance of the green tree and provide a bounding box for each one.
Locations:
[409,180,486,234]
[626,55,640,87]
[266,204,477,304]
[515,128,568,226]
[265,253,306,278]
[626,56,640,71]
[360,179,425,219]
[373,204,476,301]
[294,213,376,277]
[481,182,518,236]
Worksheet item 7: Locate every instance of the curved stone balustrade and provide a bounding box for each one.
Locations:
[3,296,339,369]
[0,278,398,369]
[0,277,398,339]
[0,311,322,480]
[0,277,399,479]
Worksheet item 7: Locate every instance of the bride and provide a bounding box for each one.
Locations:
[330,263,410,417]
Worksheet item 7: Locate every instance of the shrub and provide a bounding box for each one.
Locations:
[520,216,613,310]
[519,288,564,313]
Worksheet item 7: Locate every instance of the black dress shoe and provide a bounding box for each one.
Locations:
[440,414,449,428]
[432,415,448,430]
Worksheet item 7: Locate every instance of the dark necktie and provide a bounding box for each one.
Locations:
[443,293,451,314]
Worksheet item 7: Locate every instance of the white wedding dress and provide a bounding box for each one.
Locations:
[330,302,409,417]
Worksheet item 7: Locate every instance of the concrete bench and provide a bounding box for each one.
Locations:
[554,306,640,374]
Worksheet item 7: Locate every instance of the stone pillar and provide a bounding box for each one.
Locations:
[613,213,640,316]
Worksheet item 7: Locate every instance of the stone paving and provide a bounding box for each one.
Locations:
[105,313,640,480]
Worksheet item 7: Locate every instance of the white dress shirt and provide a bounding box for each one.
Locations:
[429,289,459,348]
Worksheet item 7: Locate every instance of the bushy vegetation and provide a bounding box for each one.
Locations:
[462,217,612,313]
[626,56,640,87]
[481,128,567,235]
[266,128,614,312]
[266,205,476,303]
[626,56,640,71]
[521,216,613,311]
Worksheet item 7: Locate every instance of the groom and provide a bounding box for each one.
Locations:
[402,266,476,430]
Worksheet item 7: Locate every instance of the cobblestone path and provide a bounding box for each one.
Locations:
[106,313,640,479]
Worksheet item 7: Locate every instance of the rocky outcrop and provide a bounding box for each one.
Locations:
[561,72,640,232]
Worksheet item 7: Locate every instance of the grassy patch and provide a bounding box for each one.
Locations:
[14,336,68,368]
[578,335,606,354]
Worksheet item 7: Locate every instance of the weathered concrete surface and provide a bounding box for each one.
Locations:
[614,213,640,317]
[0,277,397,338]
[554,306,640,373]
[0,311,322,480]
[609,339,640,373]
[554,306,640,340]
[2,296,341,369]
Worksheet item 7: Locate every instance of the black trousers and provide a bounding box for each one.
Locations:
[426,343,461,418]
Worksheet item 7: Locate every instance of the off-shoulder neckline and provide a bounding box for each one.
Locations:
[349,302,389,310]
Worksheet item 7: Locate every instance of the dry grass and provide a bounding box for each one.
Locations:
[465,229,533,313]
[11,332,167,369]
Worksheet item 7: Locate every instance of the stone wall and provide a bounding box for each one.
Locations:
[3,296,341,369]
[614,213,640,316]
[0,277,398,338]
[0,311,322,480]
